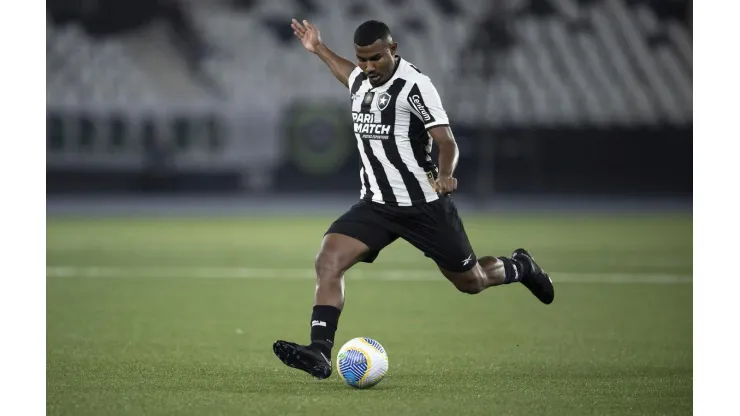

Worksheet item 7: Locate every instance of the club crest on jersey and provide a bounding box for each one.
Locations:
[376,91,392,111]
[363,92,374,105]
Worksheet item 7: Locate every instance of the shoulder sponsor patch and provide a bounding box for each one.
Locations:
[407,85,435,124]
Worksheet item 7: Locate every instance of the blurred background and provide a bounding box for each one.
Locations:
[46,0,692,214]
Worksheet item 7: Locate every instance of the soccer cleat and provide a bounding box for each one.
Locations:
[272,340,332,380]
[512,248,554,305]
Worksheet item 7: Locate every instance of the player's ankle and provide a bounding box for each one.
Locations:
[497,256,524,284]
[513,257,532,278]
[310,341,333,357]
[310,304,341,356]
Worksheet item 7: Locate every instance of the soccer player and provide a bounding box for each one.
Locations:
[273,19,554,379]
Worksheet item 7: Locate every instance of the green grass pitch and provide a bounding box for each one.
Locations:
[46,213,692,415]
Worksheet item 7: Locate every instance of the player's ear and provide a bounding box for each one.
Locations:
[389,41,398,55]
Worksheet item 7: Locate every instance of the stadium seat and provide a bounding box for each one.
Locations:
[47,0,692,130]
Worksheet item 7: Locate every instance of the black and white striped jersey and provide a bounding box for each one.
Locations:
[347,56,450,206]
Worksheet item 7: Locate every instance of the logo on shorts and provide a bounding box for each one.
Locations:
[462,253,473,267]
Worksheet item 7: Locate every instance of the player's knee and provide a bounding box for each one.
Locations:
[315,250,344,280]
[453,273,485,295]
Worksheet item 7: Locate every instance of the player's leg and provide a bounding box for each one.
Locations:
[273,201,397,379]
[438,250,554,305]
[309,232,369,351]
[400,196,554,303]
[438,256,506,294]
[272,233,368,380]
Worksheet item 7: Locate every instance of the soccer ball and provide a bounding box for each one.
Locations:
[337,337,389,389]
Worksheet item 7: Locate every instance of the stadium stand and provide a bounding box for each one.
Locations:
[47,0,692,125]
[47,0,692,192]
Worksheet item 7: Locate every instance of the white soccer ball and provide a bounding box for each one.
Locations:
[337,337,389,389]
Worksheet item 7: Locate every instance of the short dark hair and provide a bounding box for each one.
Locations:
[354,20,392,46]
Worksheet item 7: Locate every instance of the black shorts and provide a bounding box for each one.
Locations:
[325,196,477,272]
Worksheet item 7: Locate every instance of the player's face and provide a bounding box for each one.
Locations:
[355,40,397,87]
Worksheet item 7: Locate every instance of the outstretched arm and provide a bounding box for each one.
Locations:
[291,19,357,88]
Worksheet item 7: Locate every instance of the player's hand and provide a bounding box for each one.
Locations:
[434,175,458,195]
[291,19,321,54]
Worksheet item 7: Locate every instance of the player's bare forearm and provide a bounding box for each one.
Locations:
[436,139,458,177]
[315,43,356,88]
[429,126,459,177]
[428,125,459,194]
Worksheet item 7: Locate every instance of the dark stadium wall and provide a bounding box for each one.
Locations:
[46,124,691,197]
[274,124,692,197]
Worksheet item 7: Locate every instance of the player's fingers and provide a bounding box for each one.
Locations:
[434,179,443,192]
[444,180,455,194]
[291,20,305,33]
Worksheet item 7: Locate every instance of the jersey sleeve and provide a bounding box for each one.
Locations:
[347,66,364,92]
[406,77,450,130]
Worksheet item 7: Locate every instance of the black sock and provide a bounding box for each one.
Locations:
[498,257,525,284]
[514,256,532,277]
[310,305,341,355]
